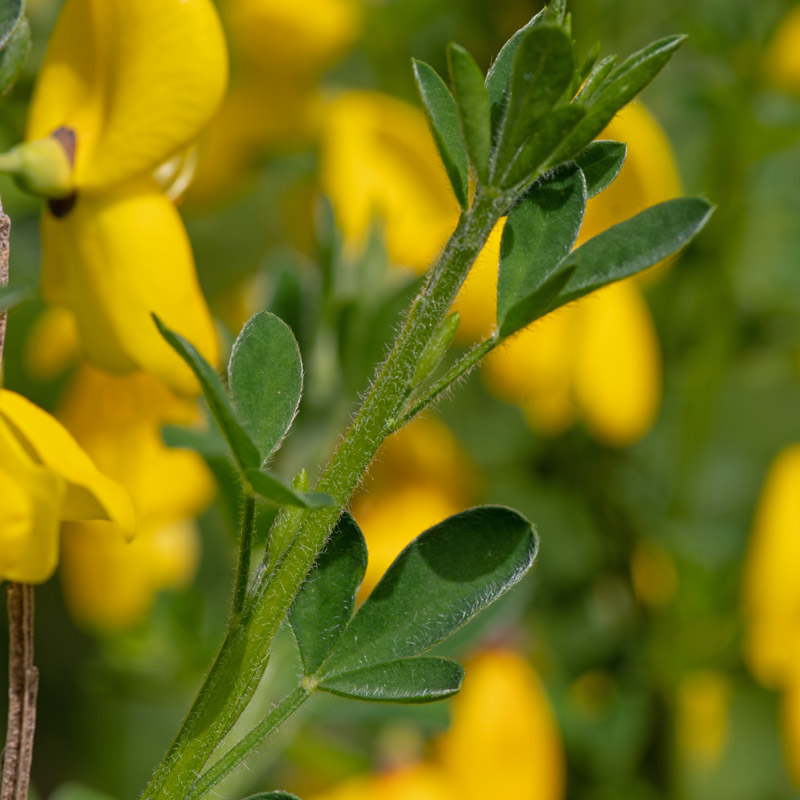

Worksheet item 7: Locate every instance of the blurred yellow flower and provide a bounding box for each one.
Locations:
[320,91,458,272]
[742,444,800,783]
[189,0,362,203]
[309,650,564,800]
[57,367,215,630]
[351,416,474,597]
[0,389,133,584]
[764,6,800,93]
[9,0,227,393]
[675,670,731,770]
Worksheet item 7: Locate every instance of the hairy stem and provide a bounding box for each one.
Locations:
[230,492,256,623]
[140,190,506,800]
[394,336,497,431]
[186,686,311,800]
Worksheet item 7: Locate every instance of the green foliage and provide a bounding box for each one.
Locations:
[154,315,261,473]
[553,35,685,163]
[0,0,23,46]
[289,513,367,675]
[496,163,587,337]
[412,311,460,385]
[242,794,301,800]
[553,197,715,308]
[229,311,303,465]
[156,315,332,508]
[494,24,575,181]
[312,507,537,676]
[412,59,469,209]
[575,140,627,197]
[447,43,492,184]
[317,657,464,703]
[0,13,28,96]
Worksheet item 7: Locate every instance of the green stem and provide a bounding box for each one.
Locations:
[186,686,311,800]
[230,492,256,623]
[140,190,506,800]
[394,336,497,431]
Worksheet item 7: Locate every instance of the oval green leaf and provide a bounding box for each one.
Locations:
[154,315,261,473]
[289,513,367,675]
[0,15,28,96]
[574,140,626,198]
[0,0,23,49]
[497,163,587,337]
[413,59,469,209]
[447,43,492,184]
[318,657,464,704]
[229,312,303,465]
[553,196,715,309]
[319,506,538,677]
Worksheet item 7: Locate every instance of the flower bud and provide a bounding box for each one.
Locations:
[0,130,74,198]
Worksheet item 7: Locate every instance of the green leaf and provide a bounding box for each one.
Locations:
[0,283,31,311]
[412,59,469,209]
[447,43,492,184]
[485,10,545,133]
[318,657,464,704]
[228,312,303,465]
[242,794,301,800]
[553,197,715,309]
[575,54,617,103]
[495,24,575,175]
[289,513,367,675]
[0,0,23,49]
[502,104,585,188]
[0,14,28,96]
[246,468,334,509]
[497,164,587,337]
[154,315,261,473]
[319,506,538,676]
[574,140,627,198]
[555,35,685,162]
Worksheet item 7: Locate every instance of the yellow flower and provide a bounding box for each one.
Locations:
[189,0,362,203]
[6,0,227,394]
[0,389,133,584]
[319,91,459,272]
[742,444,800,783]
[351,416,474,597]
[57,366,215,629]
[764,6,800,93]
[308,650,564,800]
[675,670,731,770]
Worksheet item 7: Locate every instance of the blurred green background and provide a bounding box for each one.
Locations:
[3,1,800,799]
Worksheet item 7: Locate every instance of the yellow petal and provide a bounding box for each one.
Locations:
[764,6,800,94]
[228,0,361,78]
[0,389,135,538]
[40,177,219,393]
[0,417,66,583]
[23,306,82,381]
[572,281,661,446]
[484,308,579,436]
[61,518,200,630]
[742,444,800,687]
[58,367,216,524]
[320,92,459,272]
[675,670,731,770]
[437,650,565,800]
[310,765,456,800]
[27,0,228,191]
